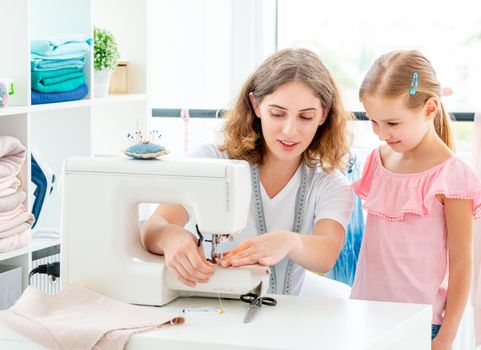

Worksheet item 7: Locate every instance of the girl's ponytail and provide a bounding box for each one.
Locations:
[434,102,455,150]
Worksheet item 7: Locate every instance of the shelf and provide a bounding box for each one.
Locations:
[29,238,61,253]
[91,93,146,105]
[0,0,150,295]
[28,94,146,113]
[0,106,29,117]
[29,99,91,112]
[0,237,60,263]
[0,246,30,262]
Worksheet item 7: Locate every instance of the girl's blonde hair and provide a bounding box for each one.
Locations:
[359,50,454,150]
[219,48,352,172]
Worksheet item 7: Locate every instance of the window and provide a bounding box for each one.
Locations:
[278,0,481,113]
[150,0,477,155]
[277,0,479,153]
[150,0,276,110]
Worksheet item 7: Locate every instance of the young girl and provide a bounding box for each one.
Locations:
[141,48,354,295]
[351,50,481,349]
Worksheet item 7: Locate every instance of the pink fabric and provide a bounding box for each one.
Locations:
[0,176,20,191]
[0,180,21,198]
[0,285,184,350]
[0,204,25,223]
[351,147,481,324]
[0,191,26,212]
[0,136,26,178]
[0,230,28,253]
[0,210,33,236]
[0,222,32,240]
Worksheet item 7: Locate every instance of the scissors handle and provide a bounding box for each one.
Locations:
[259,296,277,306]
[240,293,277,306]
[240,293,256,304]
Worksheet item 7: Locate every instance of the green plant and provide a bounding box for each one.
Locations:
[94,27,120,71]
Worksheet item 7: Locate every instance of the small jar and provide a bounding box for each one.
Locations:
[0,79,14,107]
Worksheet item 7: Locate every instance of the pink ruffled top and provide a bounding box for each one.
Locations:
[351,147,481,324]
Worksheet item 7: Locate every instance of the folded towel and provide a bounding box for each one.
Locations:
[32,68,85,93]
[0,136,26,178]
[0,177,20,192]
[0,285,184,350]
[31,42,91,58]
[31,51,88,62]
[0,172,18,184]
[0,204,25,222]
[0,230,28,253]
[31,58,86,72]
[31,83,89,105]
[31,34,92,55]
[0,191,26,212]
[0,180,21,198]
[0,211,33,237]
[0,222,32,240]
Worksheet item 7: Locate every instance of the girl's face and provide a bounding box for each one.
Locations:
[362,95,438,153]
[250,80,325,164]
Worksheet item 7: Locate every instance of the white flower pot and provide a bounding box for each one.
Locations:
[94,69,113,98]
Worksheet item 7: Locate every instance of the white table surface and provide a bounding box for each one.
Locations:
[0,295,432,350]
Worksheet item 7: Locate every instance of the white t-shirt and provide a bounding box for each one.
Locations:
[187,144,353,295]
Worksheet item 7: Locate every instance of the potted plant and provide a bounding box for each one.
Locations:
[93,27,120,97]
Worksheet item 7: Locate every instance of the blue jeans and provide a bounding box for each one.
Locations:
[432,324,441,340]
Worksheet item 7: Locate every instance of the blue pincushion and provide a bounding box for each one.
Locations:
[124,141,169,159]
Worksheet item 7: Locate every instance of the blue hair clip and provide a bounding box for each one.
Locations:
[409,72,418,96]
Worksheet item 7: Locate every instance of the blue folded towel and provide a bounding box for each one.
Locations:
[31,83,88,105]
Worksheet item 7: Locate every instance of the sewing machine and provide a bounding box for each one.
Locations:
[60,156,270,306]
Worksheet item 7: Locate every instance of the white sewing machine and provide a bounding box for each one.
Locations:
[60,156,270,306]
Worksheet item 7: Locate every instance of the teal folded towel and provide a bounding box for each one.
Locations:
[31,51,88,61]
[31,58,86,72]
[31,68,86,93]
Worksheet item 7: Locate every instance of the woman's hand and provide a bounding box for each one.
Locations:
[431,336,453,350]
[162,225,215,287]
[219,230,300,268]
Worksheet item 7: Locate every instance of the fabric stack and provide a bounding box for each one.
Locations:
[0,136,34,254]
[30,34,91,105]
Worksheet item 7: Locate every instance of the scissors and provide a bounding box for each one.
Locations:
[240,293,277,323]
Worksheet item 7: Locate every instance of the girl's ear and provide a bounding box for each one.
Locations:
[424,97,439,120]
[249,92,261,118]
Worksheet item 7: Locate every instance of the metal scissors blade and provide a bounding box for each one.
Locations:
[243,303,261,323]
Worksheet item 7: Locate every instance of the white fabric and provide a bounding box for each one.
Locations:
[188,144,353,295]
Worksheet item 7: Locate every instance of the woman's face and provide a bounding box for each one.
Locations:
[250,80,325,165]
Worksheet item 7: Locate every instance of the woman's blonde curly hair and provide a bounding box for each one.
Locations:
[219,48,352,172]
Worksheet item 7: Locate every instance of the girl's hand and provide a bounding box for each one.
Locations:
[219,230,300,268]
[163,226,215,287]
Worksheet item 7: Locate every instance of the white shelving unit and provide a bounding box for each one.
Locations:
[0,0,150,295]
